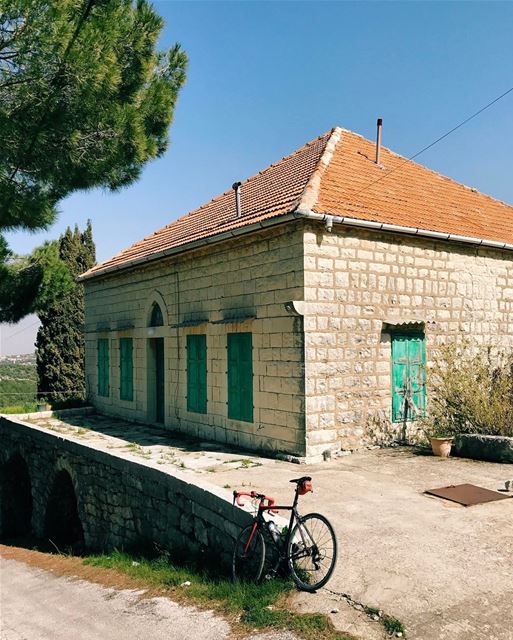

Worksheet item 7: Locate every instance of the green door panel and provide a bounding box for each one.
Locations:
[391,332,426,422]
[119,338,133,401]
[97,339,110,397]
[155,338,165,422]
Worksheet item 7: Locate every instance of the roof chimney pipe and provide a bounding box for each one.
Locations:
[375,118,383,165]
[232,181,242,218]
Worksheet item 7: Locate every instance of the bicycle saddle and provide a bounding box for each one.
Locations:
[289,476,312,484]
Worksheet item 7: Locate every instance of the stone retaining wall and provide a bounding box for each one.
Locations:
[453,433,513,464]
[0,416,255,568]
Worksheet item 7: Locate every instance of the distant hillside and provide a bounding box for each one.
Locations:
[0,357,37,408]
[0,352,36,365]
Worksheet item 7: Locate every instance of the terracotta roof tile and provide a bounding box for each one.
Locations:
[83,130,333,278]
[82,126,513,280]
[314,129,513,243]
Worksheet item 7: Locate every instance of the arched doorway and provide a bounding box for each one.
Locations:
[44,470,84,550]
[148,301,165,423]
[0,453,33,539]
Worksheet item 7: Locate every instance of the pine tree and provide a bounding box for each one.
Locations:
[0,0,187,321]
[36,222,96,405]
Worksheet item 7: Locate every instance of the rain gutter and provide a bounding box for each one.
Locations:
[80,207,513,284]
[78,212,299,282]
[293,209,513,252]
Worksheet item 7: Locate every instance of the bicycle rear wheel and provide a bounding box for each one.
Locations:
[287,513,337,592]
[232,524,266,583]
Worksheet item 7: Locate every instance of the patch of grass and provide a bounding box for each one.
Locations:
[0,402,38,414]
[363,605,405,636]
[124,442,151,459]
[83,550,356,640]
[383,614,405,636]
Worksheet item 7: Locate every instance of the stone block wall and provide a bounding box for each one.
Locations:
[84,223,306,456]
[302,223,513,452]
[0,416,252,567]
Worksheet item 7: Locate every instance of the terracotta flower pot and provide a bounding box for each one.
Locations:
[430,437,453,458]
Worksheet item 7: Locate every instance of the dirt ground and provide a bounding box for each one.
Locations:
[209,448,513,640]
[0,546,298,640]
[20,414,513,639]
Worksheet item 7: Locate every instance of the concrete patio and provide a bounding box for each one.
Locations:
[17,411,513,640]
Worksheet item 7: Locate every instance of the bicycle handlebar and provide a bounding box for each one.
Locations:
[233,490,278,513]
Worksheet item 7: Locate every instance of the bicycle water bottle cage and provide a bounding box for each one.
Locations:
[290,476,313,495]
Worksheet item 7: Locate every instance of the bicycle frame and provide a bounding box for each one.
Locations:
[241,487,312,557]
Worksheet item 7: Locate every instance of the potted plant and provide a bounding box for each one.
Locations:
[428,434,454,458]
[36,397,51,412]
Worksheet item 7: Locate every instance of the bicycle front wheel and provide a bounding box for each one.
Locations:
[232,524,266,583]
[287,513,337,592]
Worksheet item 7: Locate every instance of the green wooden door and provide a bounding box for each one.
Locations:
[97,339,109,397]
[155,338,165,422]
[391,332,426,422]
[119,338,133,401]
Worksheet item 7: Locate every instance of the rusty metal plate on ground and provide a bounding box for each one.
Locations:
[425,483,512,507]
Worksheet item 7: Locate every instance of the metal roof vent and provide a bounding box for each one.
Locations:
[232,181,242,218]
[375,118,383,165]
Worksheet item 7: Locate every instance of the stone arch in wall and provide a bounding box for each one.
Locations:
[0,452,33,539]
[44,468,84,550]
[145,290,168,328]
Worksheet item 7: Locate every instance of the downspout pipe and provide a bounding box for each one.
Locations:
[293,209,513,252]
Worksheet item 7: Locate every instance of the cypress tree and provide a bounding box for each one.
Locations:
[36,221,96,405]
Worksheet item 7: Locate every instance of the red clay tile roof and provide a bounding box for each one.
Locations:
[313,128,513,242]
[81,126,513,280]
[81,130,333,279]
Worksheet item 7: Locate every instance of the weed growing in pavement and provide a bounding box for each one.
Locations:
[382,614,406,636]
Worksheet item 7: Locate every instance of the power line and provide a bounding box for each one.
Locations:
[353,84,513,198]
[1,318,40,341]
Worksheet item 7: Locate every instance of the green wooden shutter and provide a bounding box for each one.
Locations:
[97,338,109,397]
[391,332,426,422]
[187,335,207,413]
[119,338,133,401]
[227,333,240,419]
[228,332,253,422]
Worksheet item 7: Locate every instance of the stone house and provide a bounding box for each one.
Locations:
[80,126,513,461]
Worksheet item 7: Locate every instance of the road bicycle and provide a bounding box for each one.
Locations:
[232,476,337,592]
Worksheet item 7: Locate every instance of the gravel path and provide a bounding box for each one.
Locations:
[0,557,297,640]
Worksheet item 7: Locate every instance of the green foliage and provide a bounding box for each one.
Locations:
[0,241,76,322]
[36,221,96,403]
[382,615,406,635]
[84,549,355,640]
[0,0,187,233]
[0,402,37,413]
[0,0,187,320]
[0,361,37,407]
[422,343,513,438]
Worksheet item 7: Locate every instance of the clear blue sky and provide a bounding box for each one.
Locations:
[4,0,513,353]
